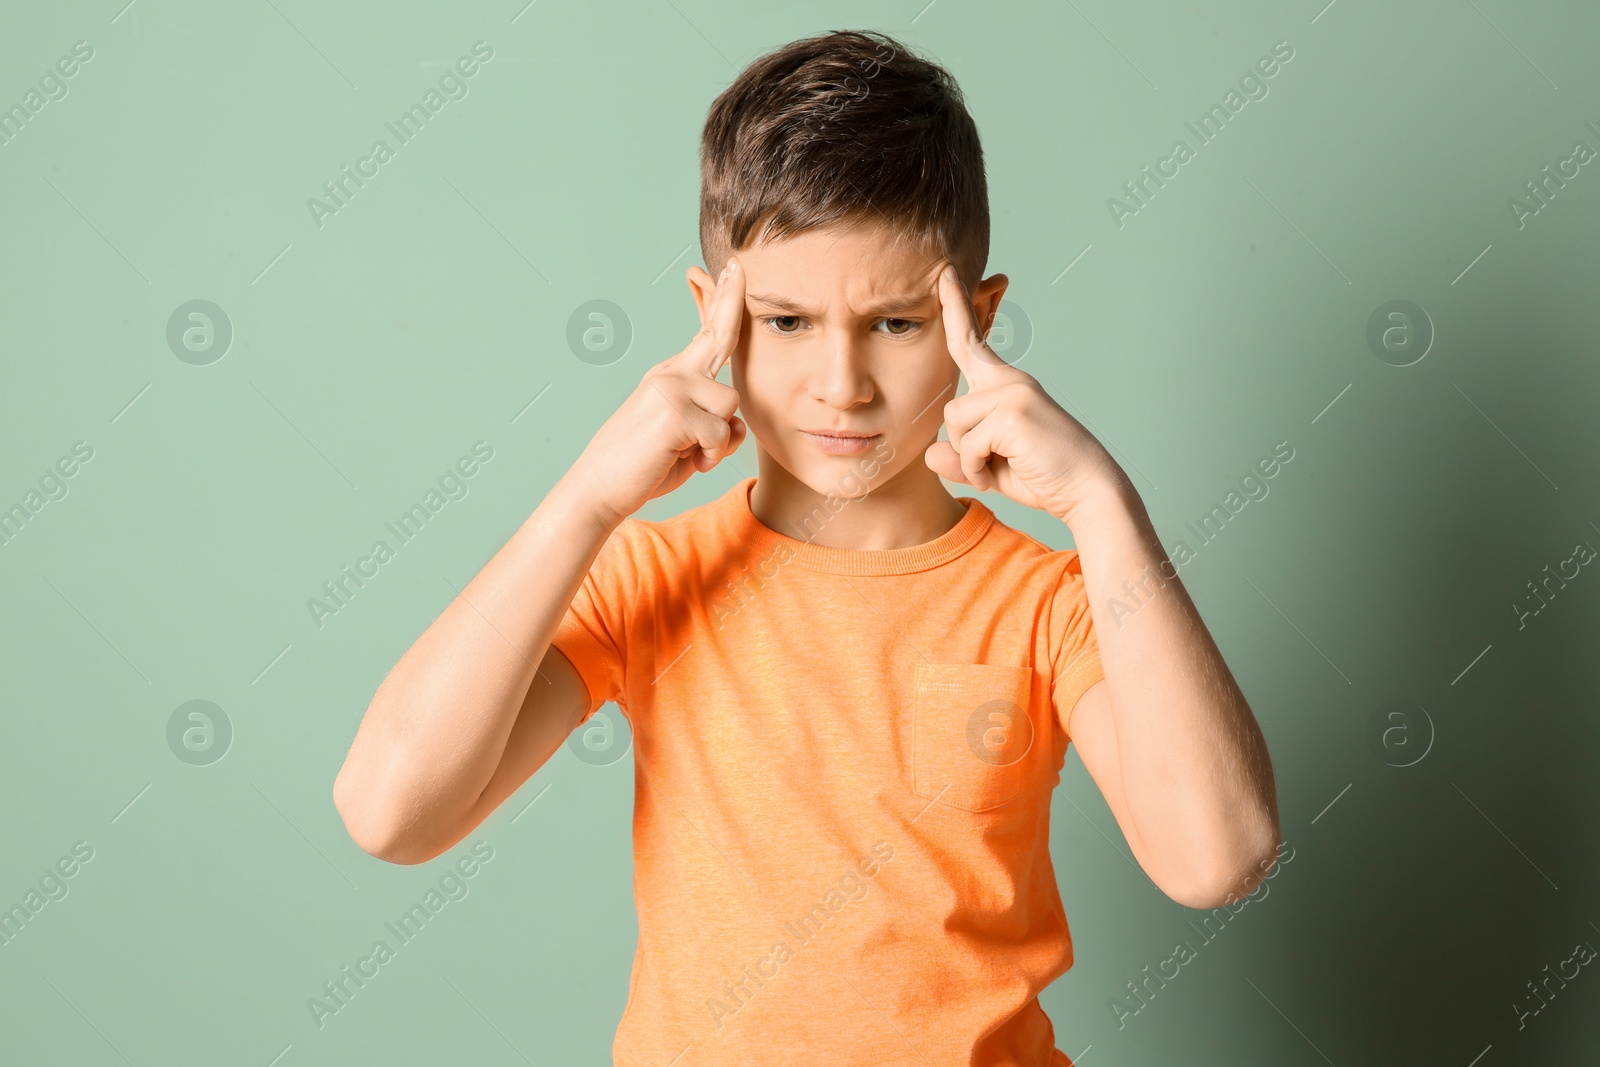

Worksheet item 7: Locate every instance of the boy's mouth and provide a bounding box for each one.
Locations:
[800,428,882,455]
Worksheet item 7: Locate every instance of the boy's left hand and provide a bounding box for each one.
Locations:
[924,264,1122,523]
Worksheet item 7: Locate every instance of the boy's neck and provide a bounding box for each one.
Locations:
[749,446,969,551]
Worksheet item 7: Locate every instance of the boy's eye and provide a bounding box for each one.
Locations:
[756,316,922,336]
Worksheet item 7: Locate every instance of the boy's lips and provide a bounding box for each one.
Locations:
[800,428,882,454]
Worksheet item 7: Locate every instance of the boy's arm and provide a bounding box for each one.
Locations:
[925,263,1279,909]
[333,258,751,865]
[332,475,621,865]
[1060,476,1279,909]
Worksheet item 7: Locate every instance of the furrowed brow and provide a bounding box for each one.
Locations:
[746,291,934,317]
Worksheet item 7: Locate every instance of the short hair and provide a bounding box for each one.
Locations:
[698,30,989,292]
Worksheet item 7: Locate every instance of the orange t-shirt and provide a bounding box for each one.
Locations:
[550,476,1104,1066]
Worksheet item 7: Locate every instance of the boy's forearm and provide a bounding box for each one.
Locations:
[333,469,618,859]
[1063,473,1280,891]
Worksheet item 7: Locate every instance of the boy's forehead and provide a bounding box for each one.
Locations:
[742,224,943,311]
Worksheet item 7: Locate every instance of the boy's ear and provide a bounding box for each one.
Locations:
[686,266,717,328]
[969,273,1010,336]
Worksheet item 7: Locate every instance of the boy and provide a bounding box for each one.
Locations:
[334,29,1279,1066]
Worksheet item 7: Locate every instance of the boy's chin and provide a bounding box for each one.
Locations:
[778,446,900,501]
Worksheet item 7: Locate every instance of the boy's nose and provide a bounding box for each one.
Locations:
[812,338,875,408]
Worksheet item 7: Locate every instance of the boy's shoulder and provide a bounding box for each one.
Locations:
[609,479,746,548]
[592,479,747,582]
[976,508,1089,586]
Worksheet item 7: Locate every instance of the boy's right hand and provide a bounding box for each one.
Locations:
[568,258,748,527]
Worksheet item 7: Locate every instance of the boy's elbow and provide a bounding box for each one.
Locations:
[333,772,430,866]
[1165,831,1282,910]
[364,841,439,867]
[1164,875,1237,911]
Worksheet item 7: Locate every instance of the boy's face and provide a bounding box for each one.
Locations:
[688,219,1007,500]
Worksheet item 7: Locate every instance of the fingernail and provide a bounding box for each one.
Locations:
[719,263,731,280]
[726,259,739,276]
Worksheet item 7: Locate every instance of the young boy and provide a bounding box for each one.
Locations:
[334,29,1279,1066]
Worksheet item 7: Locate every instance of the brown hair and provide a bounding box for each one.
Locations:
[698,30,989,291]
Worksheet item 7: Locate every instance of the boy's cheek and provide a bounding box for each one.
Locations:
[904,370,960,439]
[726,379,782,450]
[732,357,795,423]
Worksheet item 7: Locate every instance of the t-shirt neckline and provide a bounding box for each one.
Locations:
[731,477,995,576]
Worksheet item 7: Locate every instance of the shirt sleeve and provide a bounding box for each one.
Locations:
[548,519,644,725]
[1046,550,1104,741]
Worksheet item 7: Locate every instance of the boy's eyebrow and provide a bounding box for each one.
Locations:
[745,290,934,316]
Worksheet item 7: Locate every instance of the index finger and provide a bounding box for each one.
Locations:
[935,263,1002,383]
[698,256,747,378]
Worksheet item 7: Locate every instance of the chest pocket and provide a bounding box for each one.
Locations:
[912,662,1044,813]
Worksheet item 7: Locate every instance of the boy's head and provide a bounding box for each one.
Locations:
[689,30,1007,502]
[698,30,988,293]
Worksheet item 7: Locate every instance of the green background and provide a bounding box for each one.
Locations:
[3,0,1598,1063]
